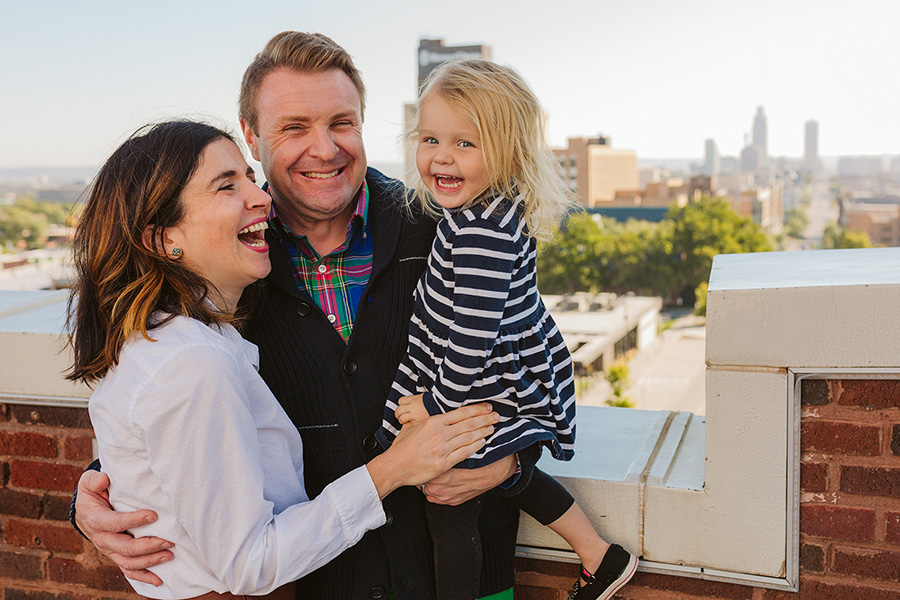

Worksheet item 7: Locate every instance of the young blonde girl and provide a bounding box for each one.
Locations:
[376,60,637,600]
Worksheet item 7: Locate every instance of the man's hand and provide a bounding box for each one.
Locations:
[75,470,174,586]
[423,453,517,506]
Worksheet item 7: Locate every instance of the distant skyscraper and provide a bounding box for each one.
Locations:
[702,139,720,176]
[804,120,820,174]
[752,106,768,172]
[741,142,759,175]
[417,39,491,88]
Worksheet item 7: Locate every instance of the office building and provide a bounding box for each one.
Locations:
[702,139,720,177]
[803,120,819,174]
[554,136,639,207]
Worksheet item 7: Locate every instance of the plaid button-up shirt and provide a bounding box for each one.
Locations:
[270,182,374,343]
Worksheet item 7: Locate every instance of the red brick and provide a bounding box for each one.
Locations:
[42,493,73,522]
[47,557,132,592]
[841,466,900,498]
[892,424,900,456]
[0,488,43,518]
[800,543,825,572]
[801,421,880,456]
[888,512,900,545]
[837,380,900,409]
[64,436,94,461]
[801,379,830,405]
[623,572,753,599]
[763,579,900,599]
[9,460,82,492]
[10,405,92,429]
[0,431,58,458]
[833,546,900,581]
[0,550,43,580]
[801,504,875,542]
[5,519,84,554]
[800,461,828,492]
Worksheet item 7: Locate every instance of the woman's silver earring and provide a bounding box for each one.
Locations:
[172,248,182,258]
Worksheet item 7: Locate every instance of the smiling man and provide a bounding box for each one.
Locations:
[73,31,538,600]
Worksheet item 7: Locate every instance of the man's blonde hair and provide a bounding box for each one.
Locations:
[239,31,365,133]
[409,59,572,238]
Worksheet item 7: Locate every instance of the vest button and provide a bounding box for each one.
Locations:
[370,586,386,599]
[363,435,378,451]
[344,360,358,375]
[296,302,311,317]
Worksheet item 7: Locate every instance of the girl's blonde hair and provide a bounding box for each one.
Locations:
[407,59,573,239]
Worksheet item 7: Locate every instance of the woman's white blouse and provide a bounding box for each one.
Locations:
[89,315,386,599]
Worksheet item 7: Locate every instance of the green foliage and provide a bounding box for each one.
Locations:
[821,222,872,249]
[694,281,708,316]
[604,360,634,408]
[537,213,612,294]
[783,207,809,239]
[667,196,774,299]
[0,198,74,250]
[537,196,773,304]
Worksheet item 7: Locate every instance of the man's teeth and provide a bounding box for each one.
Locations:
[304,170,340,179]
[238,221,269,235]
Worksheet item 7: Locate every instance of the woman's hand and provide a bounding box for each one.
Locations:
[367,403,498,499]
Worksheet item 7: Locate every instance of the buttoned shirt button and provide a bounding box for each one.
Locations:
[296,302,311,317]
[370,586,386,599]
[317,264,327,274]
[363,435,378,451]
[327,314,336,323]
[344,360,358,375]
[383,511,393,526]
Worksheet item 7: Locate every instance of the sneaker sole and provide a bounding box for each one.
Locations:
[596,553,638,600]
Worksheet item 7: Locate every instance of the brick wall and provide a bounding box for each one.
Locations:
[0,403,135,599]
[515,378,900,599]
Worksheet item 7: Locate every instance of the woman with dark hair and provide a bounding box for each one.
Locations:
[67,121,497,600]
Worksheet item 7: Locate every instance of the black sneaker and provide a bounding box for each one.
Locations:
[567,544,638,600]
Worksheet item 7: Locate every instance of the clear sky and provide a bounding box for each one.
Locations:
[3,0,899,168]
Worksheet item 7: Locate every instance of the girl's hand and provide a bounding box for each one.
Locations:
[396,394,430,425]
[367,403,498,499]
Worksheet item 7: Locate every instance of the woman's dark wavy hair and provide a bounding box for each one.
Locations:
[67,120,238,384]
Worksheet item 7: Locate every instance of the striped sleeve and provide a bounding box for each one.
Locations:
[420,218,517,415]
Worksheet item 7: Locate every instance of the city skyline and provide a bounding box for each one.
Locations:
[3,0,900,168]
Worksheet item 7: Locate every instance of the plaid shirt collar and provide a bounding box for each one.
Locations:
[269,181,369,258]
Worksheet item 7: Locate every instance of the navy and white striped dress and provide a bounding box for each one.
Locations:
[377,193,576,468]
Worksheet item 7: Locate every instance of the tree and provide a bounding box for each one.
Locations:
[668,196,773,303]
[538,197,773,303]
[538,212,612,294]
[783,207,809,239]
[821,222,872,249]
[0,198,75,250]
[608,219,677,297]
[605,360,633,408]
